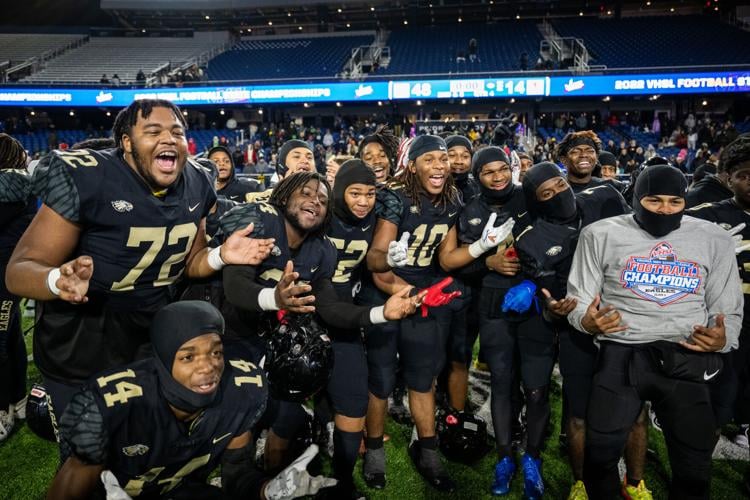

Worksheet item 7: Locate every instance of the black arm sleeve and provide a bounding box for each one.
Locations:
[223,265,268,312]
[314,277,374,330]
[59,389,108,465]
[221,441,270,500]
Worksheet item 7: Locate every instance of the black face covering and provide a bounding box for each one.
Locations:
[633,164,688,237]
[522,161,577,223]
[471,146,514,203]
[150,301,225,414]
[332,159,376,226]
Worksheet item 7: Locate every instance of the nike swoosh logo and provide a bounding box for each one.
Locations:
[189,203,201,212]
[361,225,371,231]
[703,369,720,381]
[212,432,232,444]
[449,212,457,217]
[311,266,319,273]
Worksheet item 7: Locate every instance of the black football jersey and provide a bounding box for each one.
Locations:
[217,177,262,203]
[375,184,460,288]
[688,199,750,299]
[60,349,267,499]
[219,201,337,287]
[32,148,217,311]
[0,168,36,261]
[457,187,529,289]
[454,176,479,205]
[570,181,632,220]
[327,212,376,300]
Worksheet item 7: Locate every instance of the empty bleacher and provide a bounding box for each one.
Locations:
[206,34,373,81]
[22,33,228,84]
[551,16,750,69]
[0,33,87,66]
[378,21,543,76]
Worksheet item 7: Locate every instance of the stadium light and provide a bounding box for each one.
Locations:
[646,1,651,5]
[670,7,674,11]
[516,14,521,19]
[579,11,584,16]
[299,26,303,30]
[205,15,210,20]
[404,20,408,25]
[106,111,111,116]
[287,12,292,17]
[458,17,462,22]
[220,109,225,115]
[183,110,188,116]
[603,96,611,101]
[346,23,351,28]
[69,110,74,116]
[336,102,343,107]
[509,98,516,103]
[337,8,342,13]
[29,110,35,116]
[416,100,423,106]
[258,109,263,115]
[268,21,273,26]
[377,101,383,106]
[702,99,708,106]
[460,98,467,104]
[371,6,375,11]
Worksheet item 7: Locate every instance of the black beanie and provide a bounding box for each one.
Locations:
[333,159,376,225]
[471,146,510,180]
[150,301,225,413]
[408,135,447,161]
[598,151,617,168]
[277,139,312,177]
[522,161,564,204]
[445,135,472,153]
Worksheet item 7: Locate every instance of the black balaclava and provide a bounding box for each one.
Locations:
[446,135,473,185]
[633,164,688,237]
[277,139,312,177]
[150,301,225,414]
[471,146,514,203]
[522,161,577,224]
[333,159,376,226]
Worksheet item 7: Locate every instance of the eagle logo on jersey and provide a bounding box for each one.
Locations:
[468,218,482,226]
[546,246,562,256]
[111,200,134,213]
[122,444,149,457]
[410,205,419,214]
[620,242,702,306]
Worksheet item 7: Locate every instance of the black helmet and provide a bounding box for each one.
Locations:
[26,384,57,442]
[437,407,490,463]
[264,313,333,402]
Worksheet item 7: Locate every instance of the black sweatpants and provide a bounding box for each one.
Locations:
[0,294,26,410]
[584,342,717,500]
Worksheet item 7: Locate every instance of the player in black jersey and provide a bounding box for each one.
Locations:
[219,171,423,478]
[518,162,648,499]
[49,300,336,500]
[321,159,379,498]
[247,139,315,203]
[445,147,553,498]
[359,126,399,185]
[446,135,479,204]
[0,135,36,443]
[556,131,630,210]
[363,136,512,493]
[208,146,261,202]
[5,100,275,422]
[688,135,750,432]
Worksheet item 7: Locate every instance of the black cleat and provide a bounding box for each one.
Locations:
[363,448,386,489]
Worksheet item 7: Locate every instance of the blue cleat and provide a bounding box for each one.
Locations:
[522,453,544,500]
[491,456,516,496]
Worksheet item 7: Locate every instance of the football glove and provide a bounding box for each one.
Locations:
[418,277,462,317]
[502,280,538,314]
[264,444,337,500]
[726,223,750,254]
[468,212,515,258]
[101,471,132,500]
[387,231,411,268]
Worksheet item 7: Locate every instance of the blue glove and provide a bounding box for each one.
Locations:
[502,280,538,314]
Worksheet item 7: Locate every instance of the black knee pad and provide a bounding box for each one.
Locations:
[368,364,396,400]
[403,363,435,393]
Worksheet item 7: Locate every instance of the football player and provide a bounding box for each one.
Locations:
[48,300,336,499]
[444,147,553,498]
[688,135,750,431]
[208,145,261,202]
[445,135,478,203]
[556,131,630,214]
[359,126,399,185]
[364,136,511,493]
[0,134,36,443]
[567,165,742,500]
[5,100,275,422]
[247,139,315,202]
[518,162,649,500]
[218,171,423,477]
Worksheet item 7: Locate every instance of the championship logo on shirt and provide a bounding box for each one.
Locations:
[620,242,702,306]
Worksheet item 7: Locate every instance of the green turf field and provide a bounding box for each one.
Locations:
[1,305,748,499]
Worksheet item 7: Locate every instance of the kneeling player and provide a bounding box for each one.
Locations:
[48,301,335,499]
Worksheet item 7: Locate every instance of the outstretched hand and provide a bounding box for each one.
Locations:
[580,294,627,334]
[56,256,93,304]
[222,223,276,266]
[383,285,428,320]
[541,288,578,318]
[274,261,315,313]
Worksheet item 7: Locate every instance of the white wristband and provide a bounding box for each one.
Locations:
[369,305,387,324]
[258,288,280,311]
[468,240,486,259]
[207,246,226,271]
[46,267,61,296]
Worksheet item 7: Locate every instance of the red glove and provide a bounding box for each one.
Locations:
[419,277,461,317]
[504,247,518,259]
[277,310,288,323]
